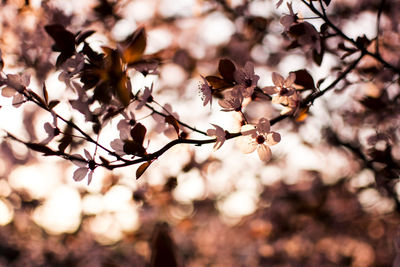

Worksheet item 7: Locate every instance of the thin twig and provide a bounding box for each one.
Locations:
[301,0,400,74]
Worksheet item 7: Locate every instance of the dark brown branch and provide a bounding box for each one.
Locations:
[301,0,400,75]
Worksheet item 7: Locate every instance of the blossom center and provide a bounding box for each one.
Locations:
[280,87,289,95]
[245,78,252,87]
[256,135,265,144]
[88,160,96,170]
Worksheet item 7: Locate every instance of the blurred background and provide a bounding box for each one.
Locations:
[0,0,400,266]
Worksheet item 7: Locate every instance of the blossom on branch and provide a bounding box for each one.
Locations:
[199,75,212,107]
[207,124,226,151]
[136,84,153,110]
[72,149,95,185]
[218,87,243,112]
[263,72,300,115]
[41,112,60,144]
[233,62,260,98]
[237,118,281,162]
[1,73,30,107]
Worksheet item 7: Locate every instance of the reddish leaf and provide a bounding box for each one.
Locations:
[218,59,236,83]
[205,76,233,90]
[123,140,146,156]
[165,115,180,137]
[48,100,60,110]
[312,49,323,66]
[136,161,152,179]
[291,69,315,90]
[76,30,95,45]
[122,27,146,65]
[295,107,309,122]
[130,123,147,145]
[115,74,131,106]
[44,24,75,57]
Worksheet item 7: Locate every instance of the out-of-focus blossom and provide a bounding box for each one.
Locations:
[58,53,85,91]
[69,82,93,121]
[280,2,298,30]
[207,124,226,151]
[110,112,133,156]
[1,73,30,107]
[136,84,153,110]
[72,149,95,185]
[152,103,182,139]
[41,112,60,144]
[218,87,243,112]
[117,110,136,135]
[234,62,259,98]
[133,60,159,76]
[237,118,281,162]
[199,75,212,107]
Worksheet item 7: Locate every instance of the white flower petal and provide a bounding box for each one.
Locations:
[257,144,272,162]
[1,86,16,97]
[87,171,94,185]
[84,149,92,160]
[262,86,278,95]
[73,167,88,181]
[72,154,87,167]
[284,72,296,87]
[266,132,281,145]
[272,72,284,87]
[237,135,257,154]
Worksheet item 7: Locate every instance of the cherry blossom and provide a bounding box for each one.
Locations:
[199,75,212,107]
[234,62,259,98]
[1,73,30,107]
[58,53,85,91]
[152,103,182,139]
[237,118,281,162]
[72,149,95,185]
[41,112,60,144]
[218,87,243,112]
[207,124,226,151]
[263,72,300,115]
[136,84,153,110]
[117,110,136,134]
[280,2,298,31]
[110,114,133,156]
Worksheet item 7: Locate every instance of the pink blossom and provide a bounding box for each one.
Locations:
[152,103,182,139]
[72,149,95,185]
[218,87,243,112]
[199,75,212,107]
[1,73,30,107]
[207,124,226,151]
[280,2,297,31]
[237,118,281,162]
[41,112,60,144]
[234,62,259,98]
[136,84,153,110]
[263,72,300,115]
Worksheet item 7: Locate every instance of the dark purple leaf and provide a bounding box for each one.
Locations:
[218,59,236,83]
